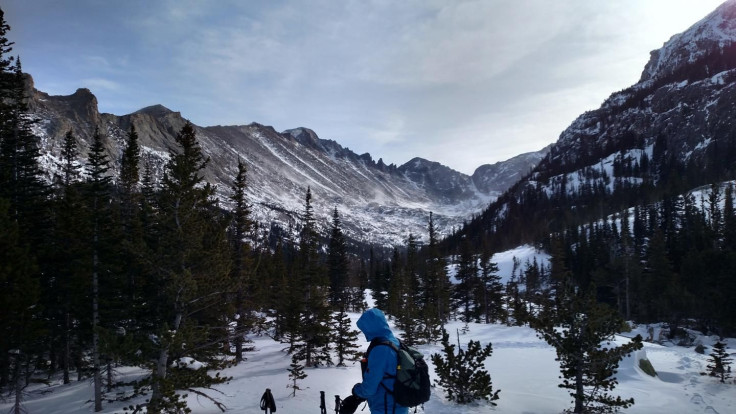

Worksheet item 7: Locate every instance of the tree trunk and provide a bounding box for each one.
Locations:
[150,311,183,412]
[12,353,22,414]
[63,311,70,384]
[92,234,102,412]
[234,290,244,363]
[107,358,113,392]
[574,355,585,413]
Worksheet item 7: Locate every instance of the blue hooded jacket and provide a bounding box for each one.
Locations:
[352,309,408,414]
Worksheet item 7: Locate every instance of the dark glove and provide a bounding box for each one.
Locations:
[339,395,365,414]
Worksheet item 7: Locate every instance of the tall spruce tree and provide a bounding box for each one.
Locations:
[294,187,332,367]
[327,206,349,308]
[84,127,114,412]
[147,121,231,412]
[229,159,255,363]
[420,212,451,342]
[50,129,85,385]
[478,247,505,324]
[454,238,479,323]
[395,234,422,346]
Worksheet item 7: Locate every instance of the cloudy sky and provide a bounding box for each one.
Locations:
[3,0,727,174]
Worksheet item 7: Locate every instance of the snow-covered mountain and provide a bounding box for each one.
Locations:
[453,0,736,248]
[27,78,546,248]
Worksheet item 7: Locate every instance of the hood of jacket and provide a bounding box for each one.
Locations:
[357,308,396,343]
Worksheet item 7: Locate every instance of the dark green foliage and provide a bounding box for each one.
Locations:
[533,277,643,414]
[292,187,333,367]
[419,212,451,342]
[147,121,233,411]
[394,235,422,346]
[328,207,349,307]
[453,239,479,323]
[228,159,257,364]
[431,329,499,404]
[287,354,307,397]
[703,342,733,383]
[478,248,505,324]
[332,305,361,366]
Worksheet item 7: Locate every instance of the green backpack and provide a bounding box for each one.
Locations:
[362,339,431,407]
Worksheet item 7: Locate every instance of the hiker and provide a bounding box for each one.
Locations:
[340,308,408,414]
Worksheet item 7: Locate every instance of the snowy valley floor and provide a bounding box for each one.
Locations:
[3,316,734,414]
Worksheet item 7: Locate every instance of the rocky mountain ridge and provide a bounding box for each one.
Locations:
[452,0,736,251]
[28,77,547,248]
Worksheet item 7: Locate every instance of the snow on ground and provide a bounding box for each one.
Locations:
[6,317,734,414]
[3,246,734,414]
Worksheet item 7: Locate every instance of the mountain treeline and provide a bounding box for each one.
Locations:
[443,63,736,337]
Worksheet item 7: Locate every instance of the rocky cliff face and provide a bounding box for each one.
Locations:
[543,0,736,182]
[27,78,546,248]
[458,0,736,249]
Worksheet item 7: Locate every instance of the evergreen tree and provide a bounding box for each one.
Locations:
[0,198,42,414]
[331,304,361,366]
[420,212,451,342]
[395,234,422,346]
[454,239,479,323]
[49,129,86,385]
[327,206,349,308]
[294,187,332,367]
[478,247,505,324]
[703,342,733,383]
[147,121,231,412]
[119,124,140,200]
[533,278,643,413]
[0,57,47,243]
[431,329,500,404]
[724,185,736,250]
[287,354,307,397]
[84,127,114,412]
[229,159,255,364]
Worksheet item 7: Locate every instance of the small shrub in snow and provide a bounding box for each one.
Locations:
[431,329,500,405]
[702,342,733,383]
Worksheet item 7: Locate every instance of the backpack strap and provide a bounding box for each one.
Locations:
[364,339,401,388]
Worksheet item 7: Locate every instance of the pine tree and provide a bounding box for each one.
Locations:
[147,121,232,412]
[395,234,422,346]
[0,57,47,243]
[327,207,349,308]
[331,303,361,366]
[454,238,479,323]
[294,187,332,367]
[287,354,307,397]
[420,212,450,342]
[703,342,733,383]
[478,247,505,324]
[0,198,42,414]
[229,159,255,364]
[431,329,500,404]
[533,278,643,413]
[49,129,86,385]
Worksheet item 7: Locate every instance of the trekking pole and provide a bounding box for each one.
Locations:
[334,395,342,414]
[320,391,327,414]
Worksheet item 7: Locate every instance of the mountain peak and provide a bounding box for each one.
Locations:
[640,0,736,83]
[283,127,322,148]
[134,104,176,117]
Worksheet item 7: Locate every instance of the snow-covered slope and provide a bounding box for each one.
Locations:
[641,0,736,83]
[27,78,547,248]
